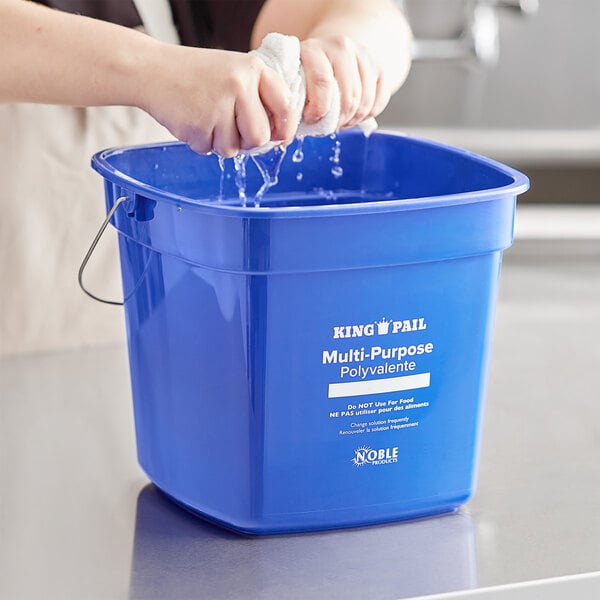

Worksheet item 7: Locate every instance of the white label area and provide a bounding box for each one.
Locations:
[328,372,430,399]
[323,315,435,438]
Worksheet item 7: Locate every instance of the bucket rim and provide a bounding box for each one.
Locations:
[91,132,530,218]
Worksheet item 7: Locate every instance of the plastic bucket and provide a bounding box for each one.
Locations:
[91,131,529,534]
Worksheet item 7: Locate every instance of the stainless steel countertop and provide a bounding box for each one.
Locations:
[1,238,599,600]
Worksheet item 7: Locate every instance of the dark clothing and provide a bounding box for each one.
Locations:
[35,0,266,52]
[35,1,143,28]
[169,0,266,52]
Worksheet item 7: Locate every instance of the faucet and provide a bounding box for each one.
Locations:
[406,0,539,66]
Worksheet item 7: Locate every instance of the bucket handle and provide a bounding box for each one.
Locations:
[78,196,128,306]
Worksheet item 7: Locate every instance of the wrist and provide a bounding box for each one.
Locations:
[110,32,169,111]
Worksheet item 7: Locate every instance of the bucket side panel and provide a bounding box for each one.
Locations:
[118,236,255,523]
[259,252,503,524]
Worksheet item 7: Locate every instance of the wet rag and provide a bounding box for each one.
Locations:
[249,32,377,154]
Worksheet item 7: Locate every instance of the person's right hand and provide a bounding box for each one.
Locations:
[300,35,392,131]
[139,45,297,157]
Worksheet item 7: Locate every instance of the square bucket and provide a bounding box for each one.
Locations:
[91,131,529,534]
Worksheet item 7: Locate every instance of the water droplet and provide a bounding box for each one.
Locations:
[329,137,342,178]
[292,136,304,163]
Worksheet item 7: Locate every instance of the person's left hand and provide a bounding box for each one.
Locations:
[299,35,391,130]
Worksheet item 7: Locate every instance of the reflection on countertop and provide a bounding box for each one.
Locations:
[129,486,476,600]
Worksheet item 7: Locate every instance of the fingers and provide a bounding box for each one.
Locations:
[184,128,213,156]
[320,36,362,127]
[301,36,392,131]
[182,56,296,157]
[258,66,297,144]
[349,52,378,126]
[300,39,336,125]
[371,76,392,120]
[212,123,241,158]
[234,94,271,153]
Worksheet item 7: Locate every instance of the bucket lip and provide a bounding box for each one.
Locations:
[91,132,530,218]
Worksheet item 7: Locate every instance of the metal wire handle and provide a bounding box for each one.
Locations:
[78,196,128,306]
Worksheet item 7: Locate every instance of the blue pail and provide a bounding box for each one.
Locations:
[91,131,529,534]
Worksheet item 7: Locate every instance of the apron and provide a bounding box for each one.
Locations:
[0,104,172,356]
[0,0,265,356]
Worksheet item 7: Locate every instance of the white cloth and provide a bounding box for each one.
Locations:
[250,33,377,154]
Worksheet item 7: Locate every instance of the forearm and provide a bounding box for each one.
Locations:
[0,1,296,156]
[252,0,412,92]
[0,0,159,107]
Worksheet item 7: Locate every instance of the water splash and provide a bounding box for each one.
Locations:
[251,144,287,206]
[233,153,249,205]
[218,155,226,201]
[221,131,364,206]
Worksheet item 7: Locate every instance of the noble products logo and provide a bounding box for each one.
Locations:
[352,445,399,466]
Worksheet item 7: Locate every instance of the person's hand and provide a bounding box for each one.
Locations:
[140,45,297,157]
[299,35,391,130]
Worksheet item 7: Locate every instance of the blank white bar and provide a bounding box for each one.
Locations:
[328,372,431,399]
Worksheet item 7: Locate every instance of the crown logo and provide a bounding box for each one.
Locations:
[375,317,391,335]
